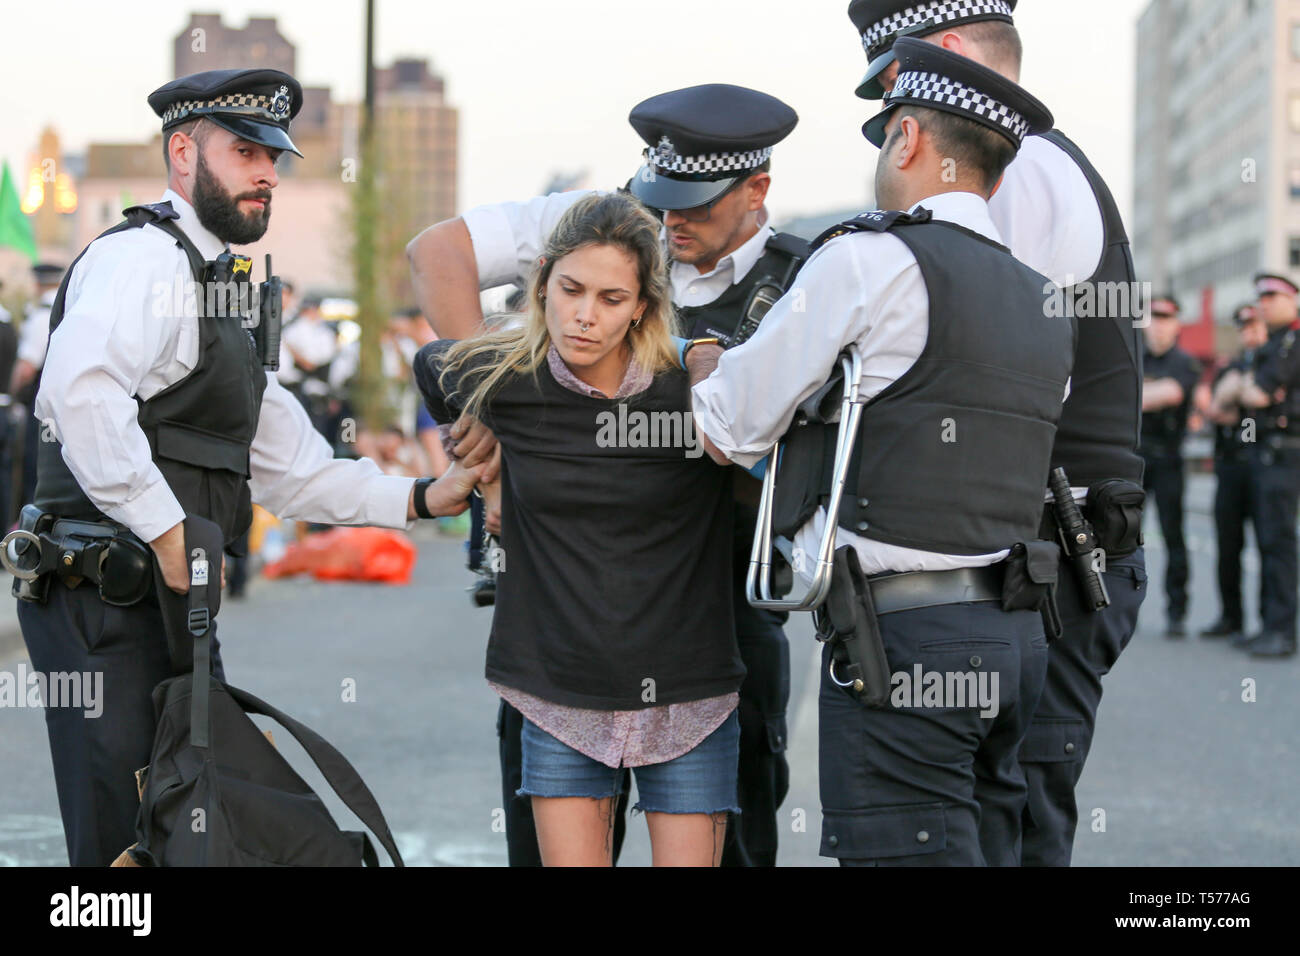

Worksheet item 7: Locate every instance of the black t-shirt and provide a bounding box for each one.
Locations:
[1141,344,1201,450]
[415,340,743,710]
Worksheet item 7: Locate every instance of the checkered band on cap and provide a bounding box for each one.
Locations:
[861,1,1013,57]
[161,85,293,127]
[645,136,773,176]
[888,68,1031,143]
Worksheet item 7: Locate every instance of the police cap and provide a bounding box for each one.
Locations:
[862,37,1051,150]
[1150,294,1180,318]
[149,68,304,158]
[848,0,1018,100]
[627,84,797,212]
[1254,273,1299,299]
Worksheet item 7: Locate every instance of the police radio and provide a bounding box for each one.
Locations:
[256,254,283,371]
[729,239,806,348]
[732,279,784,348]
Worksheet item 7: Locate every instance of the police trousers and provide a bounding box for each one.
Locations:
[1142,450,1188,618]
[1018,548,1147,866]
[1249,443,1300,638]
[818,600,1047,866]
[17,578,225,867]
[1213,456,1254,627]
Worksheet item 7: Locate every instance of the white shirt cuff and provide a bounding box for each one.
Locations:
[107,472,186,543]
[691,385,765,471]
[367,475,418,529]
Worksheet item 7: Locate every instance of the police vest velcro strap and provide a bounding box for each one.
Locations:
[865,565,1004,616]
[811,208,935,252]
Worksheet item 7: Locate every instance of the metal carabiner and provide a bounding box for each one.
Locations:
[827,656,864,691]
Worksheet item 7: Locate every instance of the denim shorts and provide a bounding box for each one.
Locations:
[518,711,741,815]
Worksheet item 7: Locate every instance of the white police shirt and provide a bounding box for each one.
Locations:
[17,289,57,370]
[987,134,1105,291]
[692,191,1037,578]
[37,188,414,544]
[989,132,1105,504]
[461,189,775,306]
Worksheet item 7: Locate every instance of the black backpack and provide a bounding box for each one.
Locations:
[128,515,404,867]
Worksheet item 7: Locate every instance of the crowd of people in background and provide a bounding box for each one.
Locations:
[1140,277,1300,658]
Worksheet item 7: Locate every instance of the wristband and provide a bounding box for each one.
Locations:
[681,336,722,367]
[413,476,436,520]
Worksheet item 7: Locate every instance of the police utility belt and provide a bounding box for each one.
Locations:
[3,504,154,606]
[813,468,1145,709]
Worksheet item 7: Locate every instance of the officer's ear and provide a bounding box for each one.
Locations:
[894,114,923,170]
[743,172,771,211]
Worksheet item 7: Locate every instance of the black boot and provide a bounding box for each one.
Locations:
[1199,618,1242,639]
[1248,632,1297,658]
[1165,616,1187,638]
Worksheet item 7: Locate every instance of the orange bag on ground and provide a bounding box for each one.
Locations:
[262,527,418,585]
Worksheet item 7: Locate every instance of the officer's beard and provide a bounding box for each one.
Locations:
[192,150,272,246]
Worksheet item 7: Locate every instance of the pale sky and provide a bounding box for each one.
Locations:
[1,0,1145,225]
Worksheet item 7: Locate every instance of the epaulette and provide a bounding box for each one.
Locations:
[810,207,934,252]
[122,201,180,226]
[765,231,811,262]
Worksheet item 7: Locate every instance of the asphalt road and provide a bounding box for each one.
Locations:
[0,472,1296,866]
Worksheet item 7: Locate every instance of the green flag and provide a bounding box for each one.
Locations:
[0,161,37,262]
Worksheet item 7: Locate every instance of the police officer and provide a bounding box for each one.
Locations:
[1201,304,1266,641]
[407,84,805,867]
[845,0,1151,866]
[1233,273,1300,658]
[8,263,66,520]
[1141,295,1202,637]
[14,68,485,867]
[0,283,18,525]
[694,39,1069,865]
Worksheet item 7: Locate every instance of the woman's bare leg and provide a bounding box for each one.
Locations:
[532,796,619,866]
[646,812,728,867]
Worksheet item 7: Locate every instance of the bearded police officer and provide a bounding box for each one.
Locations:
[693,40,1070,866]
[1202,304,1267,641]
[1233,273,1300,658]
[13,68,484,867]
[1141,295,1201,637]
[407,84,806,868]
[847,0,1151,867]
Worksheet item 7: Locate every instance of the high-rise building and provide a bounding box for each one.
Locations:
[65,14,458,295]
[1133,0,1300,321]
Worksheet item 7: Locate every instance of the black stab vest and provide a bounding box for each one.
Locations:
[814,208,1074,556]
[1038,130,1145,487]
[1256,323,1300,437]
[34,203,268,548]
[675,232,809,343]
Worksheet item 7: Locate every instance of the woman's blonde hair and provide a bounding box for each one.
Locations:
[440,192,679,421]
